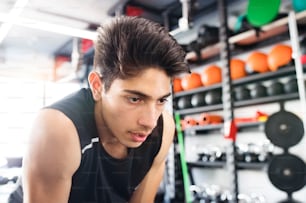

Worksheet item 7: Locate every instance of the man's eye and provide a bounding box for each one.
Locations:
[128,97,141,104]
[158,98,168,105]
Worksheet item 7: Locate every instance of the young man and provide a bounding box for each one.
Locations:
[9,16,189,203]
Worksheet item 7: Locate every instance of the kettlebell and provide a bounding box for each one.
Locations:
[191,92,206,107]
[197,24,220,48]
[177,96,192,109]
[284,78,298,93]
[234,86,251,101]
[205,89,222,105]
[250,84,267,98]
[267,81,284,96]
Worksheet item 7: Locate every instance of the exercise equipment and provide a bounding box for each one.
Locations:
[246,0,281,27]
[174,113,192,203]
[0,175,18,185]
[173,77,183,93]
[284,78,298,93]
[246,51,270,74]
[268,153,306,194]
[205,89,222,105]
[177,96,192,109]
[197,24,220,49]
[230,58,247,80]
[265,109,306,203]
[181,116,198,130]
[191,92,206,107]
[198,113,223,125]
[265,110,304,149]
[250,84,267,98]
[201,64,222,86]
[292,0,306,12]
[234,86,251,101]
[268,44,293,72]
[190,184,266,203]
[267,81,285,96]
[234,110,269,123]
[181,72,203,90]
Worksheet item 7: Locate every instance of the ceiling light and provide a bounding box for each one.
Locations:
[0,14,98,40]
[0,0,29,43]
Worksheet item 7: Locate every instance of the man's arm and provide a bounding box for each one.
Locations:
[129,111,175,203]
[22,109,81,203]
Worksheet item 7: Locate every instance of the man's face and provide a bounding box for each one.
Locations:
[98,68,172,148]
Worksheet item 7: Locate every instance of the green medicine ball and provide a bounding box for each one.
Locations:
[246,0,281,27]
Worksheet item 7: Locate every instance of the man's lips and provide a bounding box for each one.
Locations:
[129,132,149,142]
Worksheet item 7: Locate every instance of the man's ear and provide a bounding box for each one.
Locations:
[88,71,103,101]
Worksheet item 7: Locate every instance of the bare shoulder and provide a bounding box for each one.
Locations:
[154,111,175,163]
[23,108,81,179]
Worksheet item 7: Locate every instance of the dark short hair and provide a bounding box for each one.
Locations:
[93,16,189,91]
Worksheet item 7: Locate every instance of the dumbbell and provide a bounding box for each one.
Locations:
[0,175,18,185]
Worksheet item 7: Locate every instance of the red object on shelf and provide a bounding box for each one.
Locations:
[301,54,306,64]
[224,120,237,141]
[126,5,144,16]
[234,110,269,123]
[198,113,223,125]
[81,39,93,53]
[180,116,198,130]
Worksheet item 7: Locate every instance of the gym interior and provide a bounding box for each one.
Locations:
[1,0,306,202]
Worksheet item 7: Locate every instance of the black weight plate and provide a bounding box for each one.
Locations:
[264,111,304,148]
[268,154,306,193]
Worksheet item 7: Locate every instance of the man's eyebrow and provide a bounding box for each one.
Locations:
[123,90,172,99]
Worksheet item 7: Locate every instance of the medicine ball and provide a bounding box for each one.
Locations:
[191,92,206,107]
[205,89,222,105]
[230,58,247,80]
[173,77,183,93]
[246,51,270,74]
[201,64,222,86]
[292,0,306,12]
[234,86,251,101]
[268,44,292,71]
[181,72,203,91]
[246,0,280,27]
[250,84,267,98]
[177,96,192,109]
[284,78,298,93]
[267,81,285,96]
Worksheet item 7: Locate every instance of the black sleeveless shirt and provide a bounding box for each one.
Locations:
[9,88,163,203]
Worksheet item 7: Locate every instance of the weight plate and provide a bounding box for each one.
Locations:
[264,111,304,148]
[268,154,306,193]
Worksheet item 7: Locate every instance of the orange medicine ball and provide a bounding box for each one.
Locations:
[181,72,203,90]
[268,44,292,71]
[201,64,222,86]
[246,51,270,73]
[230,58,247,80]
[172,77,183,93]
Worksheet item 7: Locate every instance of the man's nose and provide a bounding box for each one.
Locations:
[138,105,159,130]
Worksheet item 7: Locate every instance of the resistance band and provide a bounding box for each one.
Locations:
[174,113,192,203]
